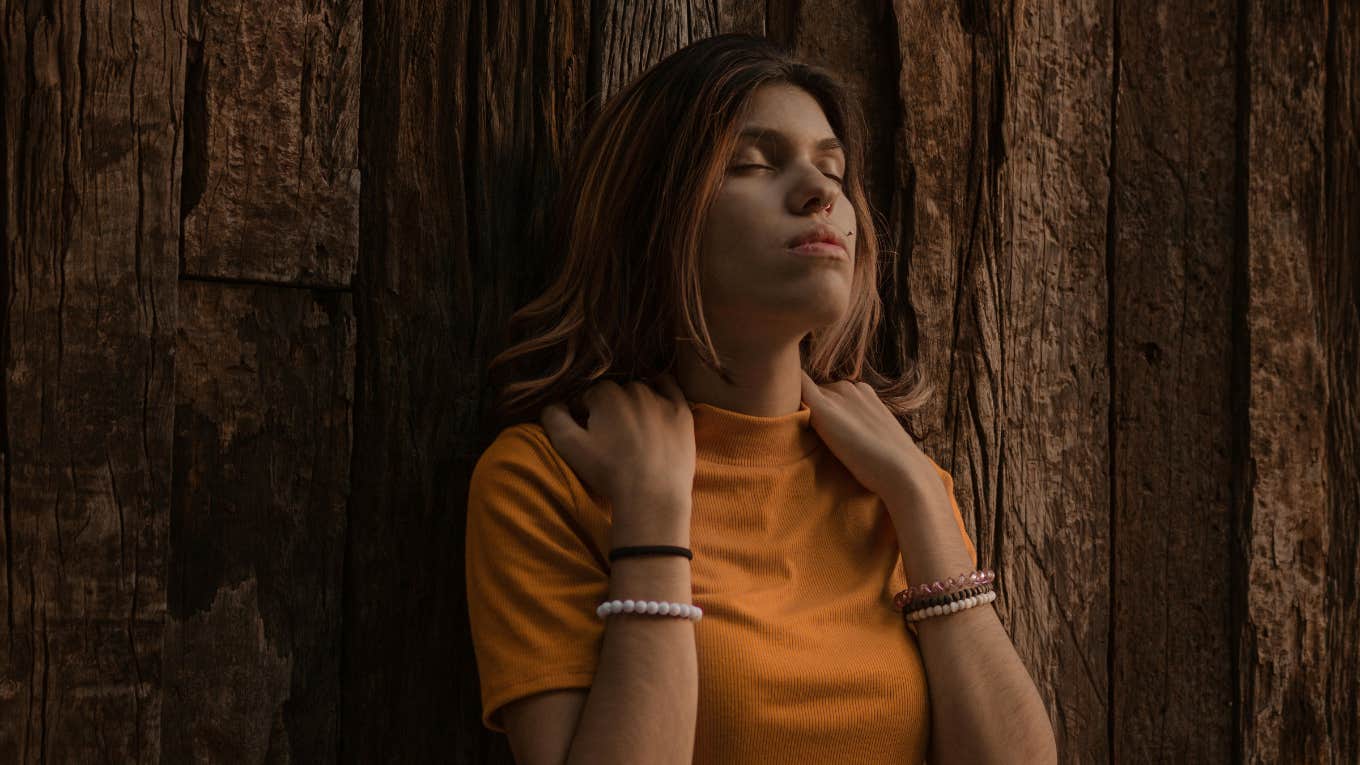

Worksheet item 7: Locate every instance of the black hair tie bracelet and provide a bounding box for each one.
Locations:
[608,545,693,562]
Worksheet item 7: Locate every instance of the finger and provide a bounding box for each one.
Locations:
[651,371,687,403]
[582,379,621,407]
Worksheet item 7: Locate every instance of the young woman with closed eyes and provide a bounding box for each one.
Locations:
[465,33,1055,765]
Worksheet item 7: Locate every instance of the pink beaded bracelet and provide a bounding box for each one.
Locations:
[893,568,995,611]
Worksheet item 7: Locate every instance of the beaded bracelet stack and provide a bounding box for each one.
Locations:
[894,568,997,624]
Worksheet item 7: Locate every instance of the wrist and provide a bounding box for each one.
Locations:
[607,555,692,601]
[610,491,692,549]
[890,498,974,584]
[880,463,945,516]
[615,489,693,511]
[902,546,977,588]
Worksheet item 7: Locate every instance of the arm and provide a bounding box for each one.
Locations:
[564,494,698,765]
[886,471,1057,765]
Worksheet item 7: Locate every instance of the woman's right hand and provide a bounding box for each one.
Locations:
[539,371,696,547]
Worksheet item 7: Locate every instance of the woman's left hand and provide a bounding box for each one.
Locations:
[799,370,939,507]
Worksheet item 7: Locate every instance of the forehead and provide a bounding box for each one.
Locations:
[734,83,840,148]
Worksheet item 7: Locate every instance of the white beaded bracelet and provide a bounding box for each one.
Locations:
[595,599,703,622]
[904,590,997,622]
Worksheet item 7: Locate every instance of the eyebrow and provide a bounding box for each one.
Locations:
[736,126,844,154]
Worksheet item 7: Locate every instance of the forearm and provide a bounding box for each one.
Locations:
[565,508,697,764]
[886,474,1056,765]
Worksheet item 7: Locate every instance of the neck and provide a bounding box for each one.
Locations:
[673,331,806,416]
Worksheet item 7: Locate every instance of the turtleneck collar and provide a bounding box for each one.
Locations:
[687,399,823,466]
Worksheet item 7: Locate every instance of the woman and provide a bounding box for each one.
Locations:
[465,34,1055,765]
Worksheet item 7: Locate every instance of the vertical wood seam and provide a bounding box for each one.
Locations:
[1319,1,1355,759]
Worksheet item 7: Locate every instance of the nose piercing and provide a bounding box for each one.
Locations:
[820,199,853,237]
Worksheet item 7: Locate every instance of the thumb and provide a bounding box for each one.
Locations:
[540,402,586,452]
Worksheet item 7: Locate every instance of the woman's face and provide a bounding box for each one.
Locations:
[698,82,857,341]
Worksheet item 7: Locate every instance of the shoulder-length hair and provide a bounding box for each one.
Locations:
[485,33,932,431]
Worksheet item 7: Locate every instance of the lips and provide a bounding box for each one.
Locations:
[788,242,847,260]
[787,224,847,252]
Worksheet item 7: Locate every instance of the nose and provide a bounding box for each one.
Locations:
[789,163,842,216]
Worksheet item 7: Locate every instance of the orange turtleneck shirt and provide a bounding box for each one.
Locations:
[464,400,977,763]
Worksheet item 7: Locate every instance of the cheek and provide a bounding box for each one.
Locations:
[705,186,768,240]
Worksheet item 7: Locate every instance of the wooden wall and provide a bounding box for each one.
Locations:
[1,0,1355,762]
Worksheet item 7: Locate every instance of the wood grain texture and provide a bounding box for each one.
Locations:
[0,1,184,761]
[1237,2,1332,762]
[1322,3,1360,760]
[166,281,353,762]
[345,0,473,757]
[1005,0,1114,754]
[593,0,726,102]
[1112,0,1237,760]
[344,0,589,760]
[180,0,360,286]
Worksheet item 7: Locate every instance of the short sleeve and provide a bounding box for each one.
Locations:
[893,456,979,638]
[464,424,608,733]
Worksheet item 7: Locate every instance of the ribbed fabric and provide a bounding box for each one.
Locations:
[465,399,978,763]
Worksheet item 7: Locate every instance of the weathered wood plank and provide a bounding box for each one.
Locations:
[345,0,474,755]
[165,281,353,762]
[1237,2,1332,761]
[888,0,990,427]
[1321,3,1360,760]
[894,0,1114,759]
[1112,1,1238,760]
[180,0,360,286]
[0,1,183,761]
[347,0,590,759]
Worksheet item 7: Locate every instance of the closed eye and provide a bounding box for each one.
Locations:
[732,164,844,185]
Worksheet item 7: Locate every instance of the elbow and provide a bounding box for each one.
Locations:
[982,737,1053,765]
[939,726,1056,765]
[1030,740,1058,765]
[985,721,1055,765]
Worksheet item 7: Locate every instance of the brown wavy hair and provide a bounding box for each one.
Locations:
[485,33,931,431]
